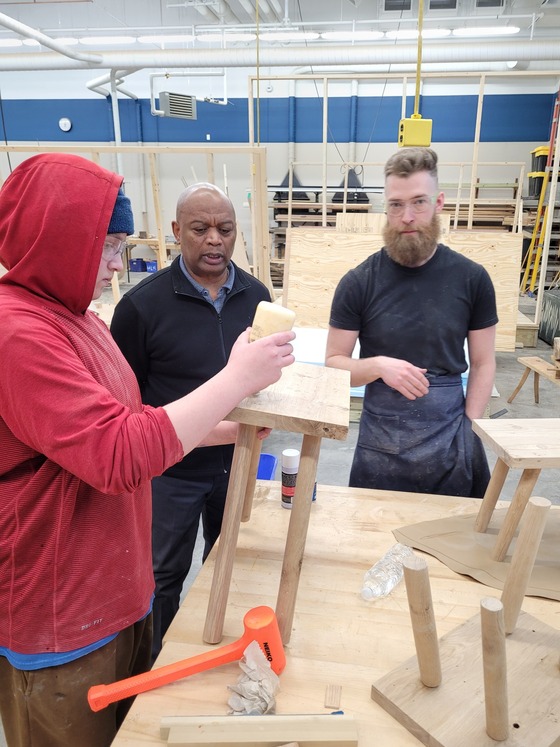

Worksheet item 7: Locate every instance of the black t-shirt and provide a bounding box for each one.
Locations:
[329,244,498,376]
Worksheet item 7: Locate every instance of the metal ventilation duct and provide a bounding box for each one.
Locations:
[158,91,197,120]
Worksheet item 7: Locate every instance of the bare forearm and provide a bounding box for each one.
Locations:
[465,361,496,420]
[325,354,380,388]
[163,369,250,455]
[326,354,429,399]
[164,329,294,455]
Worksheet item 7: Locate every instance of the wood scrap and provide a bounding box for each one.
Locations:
[160,713,358,746]
[324,684,342,710]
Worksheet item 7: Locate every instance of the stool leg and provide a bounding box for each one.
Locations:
[241,429,261,522]
[501,496,551,634]
[533,372,540,404]
[507,366,530,403]
[475,458,510,533]
[203,423,257,644]
[492,468,541,562]
[276,434,321,644]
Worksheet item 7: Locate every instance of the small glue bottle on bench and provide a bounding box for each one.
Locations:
[281,448,317,509]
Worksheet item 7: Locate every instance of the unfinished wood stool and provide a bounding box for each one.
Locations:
[473,418,560,561]
[507,355,560,404]
[203,362,350,645]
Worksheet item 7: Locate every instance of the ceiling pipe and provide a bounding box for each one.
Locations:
[0,40,558,71]
[87,70,139,98]
[0,11,102,64]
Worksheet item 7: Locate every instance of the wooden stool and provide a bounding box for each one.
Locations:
[473,418,560,561]
[203,362,350,645]
[507,356,560,404]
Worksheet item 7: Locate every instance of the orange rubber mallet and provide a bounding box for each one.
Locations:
[87,605,285,712]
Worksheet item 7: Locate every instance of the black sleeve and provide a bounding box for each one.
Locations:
[110,295,150,388]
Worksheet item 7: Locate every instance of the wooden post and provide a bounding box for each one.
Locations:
[275,433,321,643]
[403,555,442,688]
[203,423,257,644]
[474,458,509,533]
[501,496,551,635]
[241,429,261,522]
[480,597,509,742]
[492,468,541,562]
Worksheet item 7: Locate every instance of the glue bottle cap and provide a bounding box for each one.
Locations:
[281,448,300,470]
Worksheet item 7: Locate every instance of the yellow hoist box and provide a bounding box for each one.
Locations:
[398,116,433,148]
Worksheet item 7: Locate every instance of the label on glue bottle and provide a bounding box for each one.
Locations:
[281,448,317,509]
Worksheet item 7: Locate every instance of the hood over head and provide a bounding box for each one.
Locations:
[0,153,128,314]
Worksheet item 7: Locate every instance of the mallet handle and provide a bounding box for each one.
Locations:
[88,637,245,711]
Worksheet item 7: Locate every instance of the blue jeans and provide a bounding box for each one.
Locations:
[150,472,229,661]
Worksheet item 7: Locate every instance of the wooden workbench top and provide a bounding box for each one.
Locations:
[112,484,558,746]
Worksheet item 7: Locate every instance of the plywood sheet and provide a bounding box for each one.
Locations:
[394,506,560,599]
[371,610,560,747]
[283,229,521,352]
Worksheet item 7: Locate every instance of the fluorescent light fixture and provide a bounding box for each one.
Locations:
[386,28,451,39]
[321,30,385,41]
[22,39,41,46]
[52,37,79,46]
[0,38,22,47]
[452,25,520,37]
[137,34,195,44]
[196,32,256,42]
[79,36,136,45]
[258,31,320,42]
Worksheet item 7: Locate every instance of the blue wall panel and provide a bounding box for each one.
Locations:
[480,94,554,142]
[0,98,115,141]
[0,93,554,144]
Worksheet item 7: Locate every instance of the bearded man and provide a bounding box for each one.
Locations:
[325,147,497,498]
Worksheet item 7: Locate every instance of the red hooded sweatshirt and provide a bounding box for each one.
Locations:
[0,154,184,654]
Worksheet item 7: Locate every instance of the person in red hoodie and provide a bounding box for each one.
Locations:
[0,153,294,747]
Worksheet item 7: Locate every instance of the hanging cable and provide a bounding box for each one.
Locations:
[413,0,424,117]
[255,0,260,146]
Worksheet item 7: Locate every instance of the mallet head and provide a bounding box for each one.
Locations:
[241,606,286,674]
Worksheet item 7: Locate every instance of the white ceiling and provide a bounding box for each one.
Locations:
[0,0,556,77]
[0,0,557,42]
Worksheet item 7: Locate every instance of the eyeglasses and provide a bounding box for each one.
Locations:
[102,237,127,260]
[385,195,437,217]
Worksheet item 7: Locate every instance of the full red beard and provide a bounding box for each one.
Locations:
[383,213,441,267]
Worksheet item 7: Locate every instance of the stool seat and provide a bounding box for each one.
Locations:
[473,418,560,561]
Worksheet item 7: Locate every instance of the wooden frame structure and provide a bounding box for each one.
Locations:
[0,143,274,297]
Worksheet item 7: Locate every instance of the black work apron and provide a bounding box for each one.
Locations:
[349,374,490,498]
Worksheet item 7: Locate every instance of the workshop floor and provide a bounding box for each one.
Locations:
[1,289,557,747]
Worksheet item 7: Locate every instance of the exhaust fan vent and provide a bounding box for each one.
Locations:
[158,91,197,120]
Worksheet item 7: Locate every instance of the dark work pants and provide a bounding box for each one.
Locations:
[0,615,152,747]
[150,472,229,662]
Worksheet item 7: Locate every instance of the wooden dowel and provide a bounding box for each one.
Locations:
[203,423,256,644]
[480,597,509,742]
[492,468,541,562]
[241,430,261,522]
[275,434,321,644]
[403,555,442,688]
[474,458,509,534]
[501,496,551,635]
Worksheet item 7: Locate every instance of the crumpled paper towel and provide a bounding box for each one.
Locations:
[227,640,280,715]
